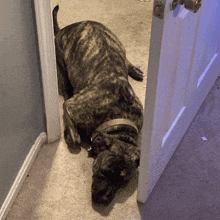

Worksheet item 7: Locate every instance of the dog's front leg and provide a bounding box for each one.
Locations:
[63,101,81,149]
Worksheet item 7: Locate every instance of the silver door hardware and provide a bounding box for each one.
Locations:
[170,0,202,13]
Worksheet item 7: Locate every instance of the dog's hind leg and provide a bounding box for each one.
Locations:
[126,59,144,82]
[56,48,74,100]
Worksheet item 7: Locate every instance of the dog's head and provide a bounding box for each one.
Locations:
[91,144,140,206]
[88,129,139,158]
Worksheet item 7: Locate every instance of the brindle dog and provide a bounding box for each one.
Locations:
[53,5,144,206]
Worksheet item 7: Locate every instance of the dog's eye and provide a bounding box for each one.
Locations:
[96,136,102,142]
[93,136,103,144]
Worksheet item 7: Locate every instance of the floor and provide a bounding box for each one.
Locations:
[5,0,152,219]
[141,76,220,220]
[5,0,220,219]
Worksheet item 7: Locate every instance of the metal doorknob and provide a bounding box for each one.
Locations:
[170,0,202,13]
[184,0,202,13]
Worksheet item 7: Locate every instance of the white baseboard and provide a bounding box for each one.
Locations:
[0,132,47,220]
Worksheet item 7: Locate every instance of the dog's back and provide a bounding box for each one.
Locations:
[53,5,141,93]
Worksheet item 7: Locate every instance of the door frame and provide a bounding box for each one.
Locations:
[34,0,61,143]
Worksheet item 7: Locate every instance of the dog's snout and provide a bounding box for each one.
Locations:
[92,179,115,206]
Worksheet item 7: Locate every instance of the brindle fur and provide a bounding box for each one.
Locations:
[53,5,144,206]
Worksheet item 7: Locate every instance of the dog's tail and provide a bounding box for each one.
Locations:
[52,5,60,36]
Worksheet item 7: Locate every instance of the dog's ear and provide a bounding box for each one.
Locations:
[92,132,111,146]
[91,133,112,157]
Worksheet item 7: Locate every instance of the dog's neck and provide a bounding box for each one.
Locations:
[88,118,139,157]
[90,118,138,147]
[95,118,138,134]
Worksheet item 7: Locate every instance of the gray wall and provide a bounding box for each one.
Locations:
[0,0,46,207]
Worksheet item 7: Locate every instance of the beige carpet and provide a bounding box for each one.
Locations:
[6,0,153,219]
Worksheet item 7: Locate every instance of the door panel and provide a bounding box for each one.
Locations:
[138,0,220,203]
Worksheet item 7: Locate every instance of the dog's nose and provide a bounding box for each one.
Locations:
[92,192,114,206]
[92,180,116,206]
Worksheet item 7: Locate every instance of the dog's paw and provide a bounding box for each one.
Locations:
[128,64,144,82]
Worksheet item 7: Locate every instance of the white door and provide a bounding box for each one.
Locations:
[138,0,220,203]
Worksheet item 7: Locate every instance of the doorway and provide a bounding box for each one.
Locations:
[39,0,153,218]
